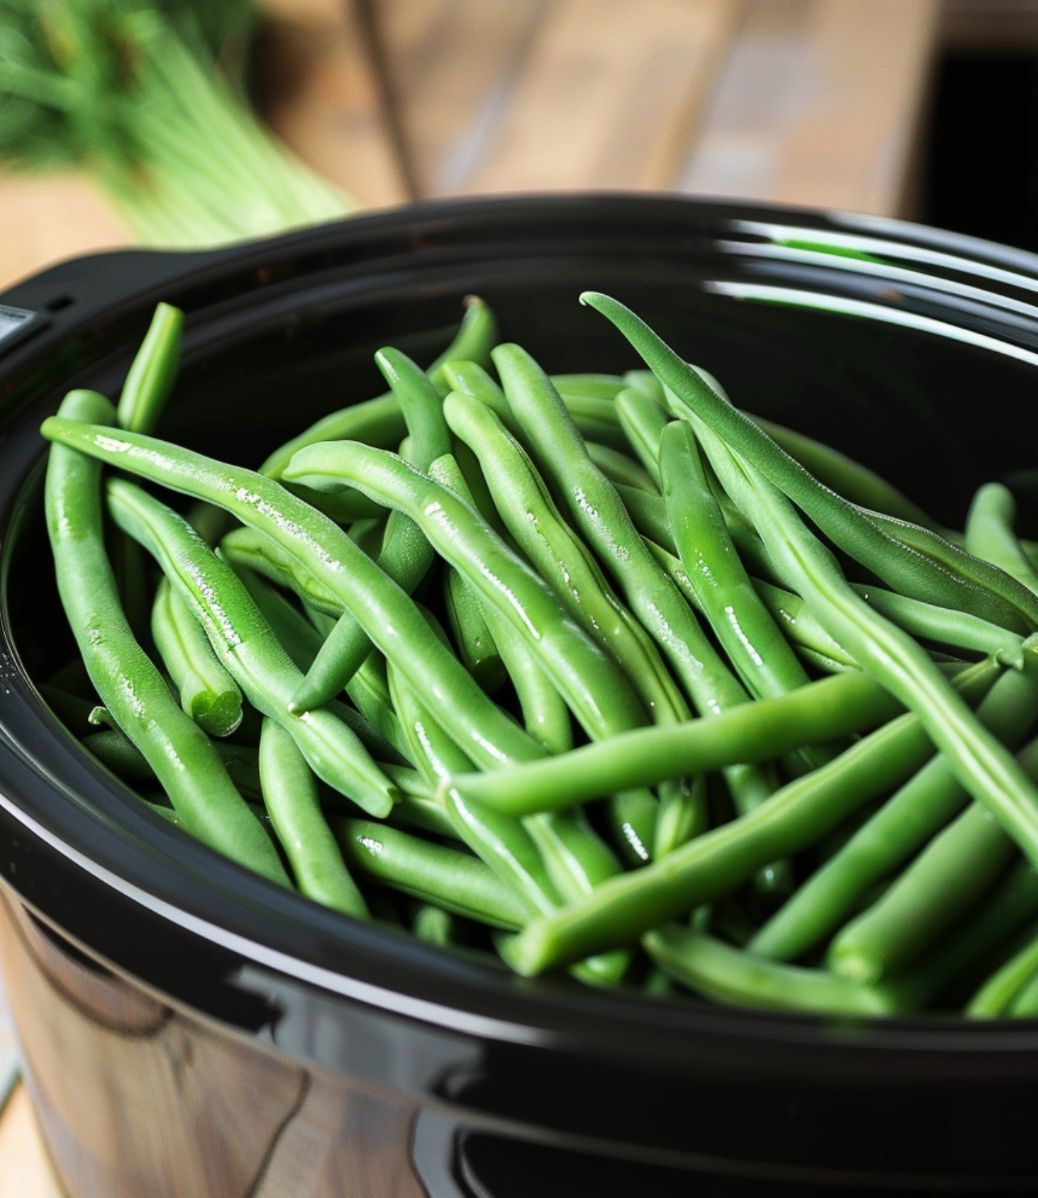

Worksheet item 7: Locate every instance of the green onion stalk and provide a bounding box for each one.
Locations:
[0,0,356,246]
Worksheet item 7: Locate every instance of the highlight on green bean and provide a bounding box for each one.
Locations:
[36,293,1038,1021]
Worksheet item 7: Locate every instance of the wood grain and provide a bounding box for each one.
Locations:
[258,3,410,208]
[680,0,941,216]
[0,1087,62,1198]
[0,173,129,292]
[451,0,746,194]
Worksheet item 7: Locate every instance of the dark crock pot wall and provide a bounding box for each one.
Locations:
[3,197,1038,1195]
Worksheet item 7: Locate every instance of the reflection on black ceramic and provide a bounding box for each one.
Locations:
[2,196,1038,1195]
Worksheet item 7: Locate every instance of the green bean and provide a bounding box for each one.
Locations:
[491,343,776,828]
[830,736,1038,984]
[583,290,1038,633]
[84,729,264,799]
[694,420,1038,866]
[151,577,244,736]
[411,903,462,947]
[105,477,399,818]
[585,442,657,491]
[866,506,1038,631]
[647,539,857,670]
[45,390,287,885]
[232,564,323,672]
[749,414,939,530]
[444,668,905,816]
[966,482,1038,596]
[614,386,669,485]
[259,295,497,478]
[429,452,505,690]
[41,416,541,771]
[851,582,1025,666]
[645,926,902,1017]
[440,360,513,424]
[334,817,526,930]
[551,373,626,400]
[445,360,629,450]
[967,924,1038,1017]
[623,369,665,402]
[259,719,369,917]
[505,657,998,973]
[1008,964,1038,1016]
[441,388,687,727]
[750,654,1038,963]
[283,441,649,742]
[389,793,460,841]
[219,526,343,615]
[116,302,184,434]
[660,420,817,705]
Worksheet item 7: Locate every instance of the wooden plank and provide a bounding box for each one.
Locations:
[680,0,941,217]
[379,0,552,196]
[435,0,745,194]
[0,1087,62,1198]
[0,172,129,293]
[257,3,411,209]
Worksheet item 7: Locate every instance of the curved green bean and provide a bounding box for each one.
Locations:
[259,719,369,917]
[966,482,1038,596]
[151,577,243,736]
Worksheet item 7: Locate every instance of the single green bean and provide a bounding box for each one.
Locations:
[259,719,369,917]
[851,582,1024,666]
[334,817,526,930]
[411,903,462,947]
[966,482,1038,596]
[116,302,184,434]
[45,390,287,885]
[585,442,657,492]
[151,577,244,736]
[445,669,905,816]
[645,926,902,1017]
[1008,964,1038,1016]
[614,386,669,485]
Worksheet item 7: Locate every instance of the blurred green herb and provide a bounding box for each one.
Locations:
[0,0,356,245]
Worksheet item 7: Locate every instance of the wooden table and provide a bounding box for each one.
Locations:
[0,0,1003,1189]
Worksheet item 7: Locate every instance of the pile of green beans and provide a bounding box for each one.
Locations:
[37,291,1038,1019]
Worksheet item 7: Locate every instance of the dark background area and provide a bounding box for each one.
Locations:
[925,50,1038,252]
